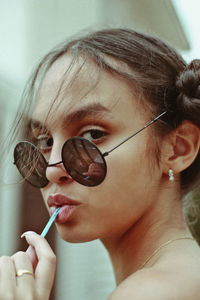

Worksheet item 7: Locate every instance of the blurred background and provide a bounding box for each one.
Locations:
[0,1,200,299]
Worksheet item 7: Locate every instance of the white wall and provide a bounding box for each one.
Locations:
[172,0,200,61]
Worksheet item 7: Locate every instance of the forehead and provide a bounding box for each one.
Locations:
[33,54,140,128]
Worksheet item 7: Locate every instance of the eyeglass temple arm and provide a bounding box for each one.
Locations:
[103,111,167,157]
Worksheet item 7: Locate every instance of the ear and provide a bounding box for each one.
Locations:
[161,121,200,175]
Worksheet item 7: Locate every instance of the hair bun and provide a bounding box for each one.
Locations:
[175,59,200,117]
[176,59,200,98]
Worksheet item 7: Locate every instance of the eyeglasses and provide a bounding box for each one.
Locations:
[13,111,166,188]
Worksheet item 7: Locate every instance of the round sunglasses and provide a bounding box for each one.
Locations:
[13,112,166,188]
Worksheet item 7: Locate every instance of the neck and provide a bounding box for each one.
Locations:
[101,187,190,285]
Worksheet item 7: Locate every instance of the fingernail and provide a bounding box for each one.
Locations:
[21,231,35,238]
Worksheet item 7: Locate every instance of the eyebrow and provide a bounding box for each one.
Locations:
[29,103,111,131]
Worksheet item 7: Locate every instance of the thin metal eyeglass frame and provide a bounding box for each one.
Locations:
[48,111,167,167]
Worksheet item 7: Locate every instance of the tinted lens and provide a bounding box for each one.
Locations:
[62,137,107,186]
[14,141,49,188]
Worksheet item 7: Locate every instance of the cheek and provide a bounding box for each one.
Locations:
[81,150,154,237]
[106,142,150,186]
[101,142,159,211]
[40,189,48,207]
[95,146,151,214]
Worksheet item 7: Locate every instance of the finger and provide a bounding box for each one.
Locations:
[12,251,34,289]
[0,256,16,296]
[26,245,38,271]
[23,232,56,297]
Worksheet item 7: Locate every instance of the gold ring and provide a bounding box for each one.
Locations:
[16,269,34,277]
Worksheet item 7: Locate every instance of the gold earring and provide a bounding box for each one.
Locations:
[168,169,174,181]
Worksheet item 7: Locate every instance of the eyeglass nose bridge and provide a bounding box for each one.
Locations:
[47,161,63,167]
[47,160,72,176]
[47,160,73,180]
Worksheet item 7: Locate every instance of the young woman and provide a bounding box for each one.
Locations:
[2,28,200,299]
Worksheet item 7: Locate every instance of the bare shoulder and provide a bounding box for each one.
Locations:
[108,269,173,300]
[108,262,200,300]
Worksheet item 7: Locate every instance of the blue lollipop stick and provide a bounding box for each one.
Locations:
[41,206,61,237]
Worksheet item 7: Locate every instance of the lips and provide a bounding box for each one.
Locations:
[47,193,81,224]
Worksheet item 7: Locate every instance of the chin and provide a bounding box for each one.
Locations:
[56,225,98,244]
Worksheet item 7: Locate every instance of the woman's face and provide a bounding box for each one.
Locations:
[32,55,162,243]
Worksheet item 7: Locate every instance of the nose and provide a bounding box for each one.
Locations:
[45,143,72,185]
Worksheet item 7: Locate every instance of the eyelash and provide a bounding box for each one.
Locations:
[35,128,107,151]
[80,128,107,143]
[35,135,53,152]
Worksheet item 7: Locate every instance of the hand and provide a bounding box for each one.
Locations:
[0,232,56,300]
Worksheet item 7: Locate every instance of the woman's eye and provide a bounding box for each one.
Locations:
[36,136,53,151]
[81,129,107,142]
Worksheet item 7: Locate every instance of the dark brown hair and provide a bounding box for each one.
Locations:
[13,28,200,193]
